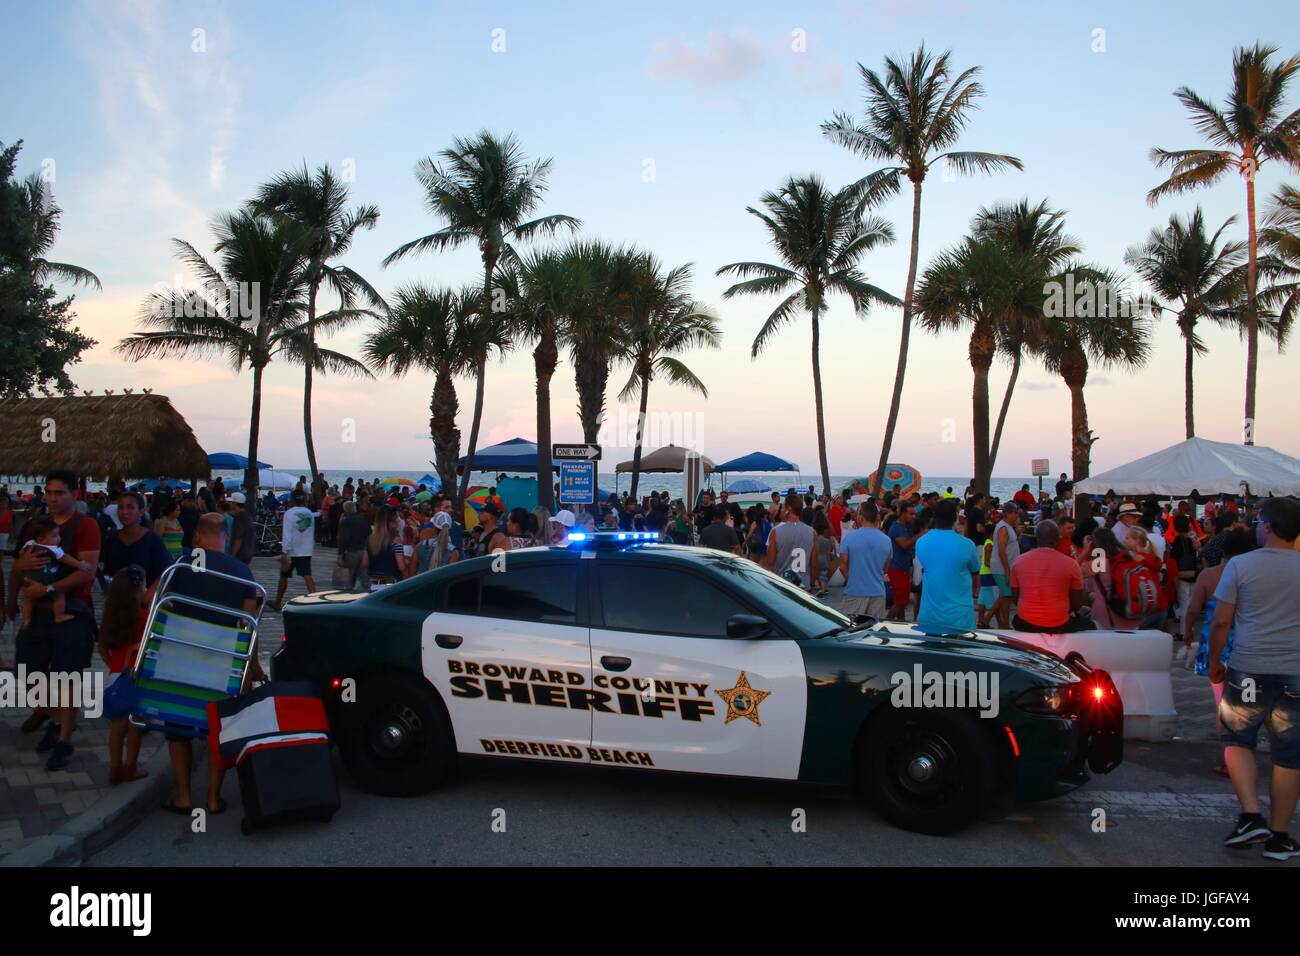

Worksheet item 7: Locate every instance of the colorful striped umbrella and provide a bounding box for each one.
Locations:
[866,463,923,498]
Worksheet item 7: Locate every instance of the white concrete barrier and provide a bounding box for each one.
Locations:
[991,629,1177,742]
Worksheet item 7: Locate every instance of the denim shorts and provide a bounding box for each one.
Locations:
[1218,668,1300,769]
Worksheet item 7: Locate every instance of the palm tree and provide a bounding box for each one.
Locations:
[561,241,641,446]
[18,174,101,290]
[1038,266,1153,482]
[1148,44,1300,442]
[493,250,575,511]
[970,199,1082,476]
[915,235,1042,493]
[1260,183,1300,344]
[251,163,382,487]
[822,44,1022,493]
[717,175,898,497]
[116,211,371,503]
[383,132,579,508]
[364,285,477,496]
[619,256,722,500]
[1124,209,1246,438]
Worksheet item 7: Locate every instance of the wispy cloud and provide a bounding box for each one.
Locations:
[649,30,767,86]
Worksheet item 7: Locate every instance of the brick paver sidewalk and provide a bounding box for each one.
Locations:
[0,552,324,860]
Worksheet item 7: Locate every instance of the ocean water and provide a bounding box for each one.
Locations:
[249,469,1045,505]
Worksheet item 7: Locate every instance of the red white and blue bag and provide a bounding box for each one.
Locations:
[206,680,330,770]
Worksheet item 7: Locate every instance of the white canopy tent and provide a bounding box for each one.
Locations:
[1075,437,1300,497]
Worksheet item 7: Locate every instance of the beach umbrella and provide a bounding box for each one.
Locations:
[207,452,272,470]
[381,475,415,487]
[128,478,191,492]
[416,474,440,488]
[725,477,771,494]
[857,463,923,498]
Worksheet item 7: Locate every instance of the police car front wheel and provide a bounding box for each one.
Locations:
[337,672,454,797]
[857,708,998,835]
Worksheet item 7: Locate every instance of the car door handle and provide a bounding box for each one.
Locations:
[435,633,463,649]
[600,655,632,672]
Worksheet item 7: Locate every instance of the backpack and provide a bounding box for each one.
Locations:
[1109,554,1166,619]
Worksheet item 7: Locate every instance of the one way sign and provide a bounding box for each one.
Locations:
[552,443,601,461]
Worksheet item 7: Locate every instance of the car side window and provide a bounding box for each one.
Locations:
[598,564,749,638]
[470,565,577,625]
[445,576,479,613]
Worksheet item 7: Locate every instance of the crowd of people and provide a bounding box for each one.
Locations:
[2,467,1298,856]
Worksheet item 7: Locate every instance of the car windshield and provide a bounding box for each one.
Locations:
[699,554,853,639]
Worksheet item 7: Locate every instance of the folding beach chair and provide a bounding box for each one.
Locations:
[129,561,266,739]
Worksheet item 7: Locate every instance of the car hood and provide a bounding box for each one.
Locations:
[833,621,1078,682]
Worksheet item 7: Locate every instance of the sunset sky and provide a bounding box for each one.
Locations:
[8,0,1300,478]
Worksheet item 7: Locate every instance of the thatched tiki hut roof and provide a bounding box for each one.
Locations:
[0,393,210,481]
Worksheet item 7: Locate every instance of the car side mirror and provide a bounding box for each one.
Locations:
[727,613,771,640]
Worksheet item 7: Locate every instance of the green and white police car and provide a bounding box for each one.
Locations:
[271,530,1122,833]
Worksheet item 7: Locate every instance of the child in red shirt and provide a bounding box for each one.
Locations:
[99,564,150,785]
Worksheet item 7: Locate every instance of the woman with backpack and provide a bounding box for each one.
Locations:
[744,505,771,563]
[1083,526,1168,630]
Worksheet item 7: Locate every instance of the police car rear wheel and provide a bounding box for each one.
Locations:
[857,709,997,834]
[338,673,452,796]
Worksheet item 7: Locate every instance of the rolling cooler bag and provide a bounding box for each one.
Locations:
[207,680,340,835]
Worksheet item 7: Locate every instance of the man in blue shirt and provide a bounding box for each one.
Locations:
[837,502,892,619]
[886,502,926,621]
[915,499,981,633]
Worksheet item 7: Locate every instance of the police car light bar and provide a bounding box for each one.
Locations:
[566,530,661,548]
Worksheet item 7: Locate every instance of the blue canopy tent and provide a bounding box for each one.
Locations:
[713,451,799,473]
[457,437,538,473]
[712,451,800,495]
[208,452,272,470]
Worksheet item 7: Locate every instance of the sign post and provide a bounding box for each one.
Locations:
[558,461,596,507]
[552,443,601,462]
[1031,458,1050,499]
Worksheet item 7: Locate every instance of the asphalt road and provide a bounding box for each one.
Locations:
[89,737,1291,867]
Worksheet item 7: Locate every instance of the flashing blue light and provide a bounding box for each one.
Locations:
[564,529,661,549]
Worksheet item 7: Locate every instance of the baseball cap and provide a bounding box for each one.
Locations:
[432,511,451,529]
[228,492,246,504]
[480,501,502,518]
[551,509,576,528]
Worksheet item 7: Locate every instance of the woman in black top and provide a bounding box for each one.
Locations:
[100,491,173,599]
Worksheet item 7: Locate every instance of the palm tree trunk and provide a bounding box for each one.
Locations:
[811,307,831,497]
[988,348,1021,478]
[970,322,994,494]
[303,279,320,485]
[629,363,651,501]
[246,363,265,515]
[430,369,460,500]
[872,180,923,494]
[457,353,488,511]
[457,253,499,509]
[534,330,558,511]
[1243,170,1258,444]
[1063,353,1091,481]
[1183,321,1195,439]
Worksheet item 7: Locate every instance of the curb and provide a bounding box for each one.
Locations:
[1,740,181,868]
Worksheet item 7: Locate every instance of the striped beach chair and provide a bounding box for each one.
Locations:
[129,561,266,739]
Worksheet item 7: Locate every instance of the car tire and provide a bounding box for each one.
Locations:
[337,672,453,797]
[857,707,998,835]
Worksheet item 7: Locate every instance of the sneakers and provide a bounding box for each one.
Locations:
[1263,833,1300,862]
[35,722,60,753]
[1224,813,1271,847]
[45,741,74,771]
